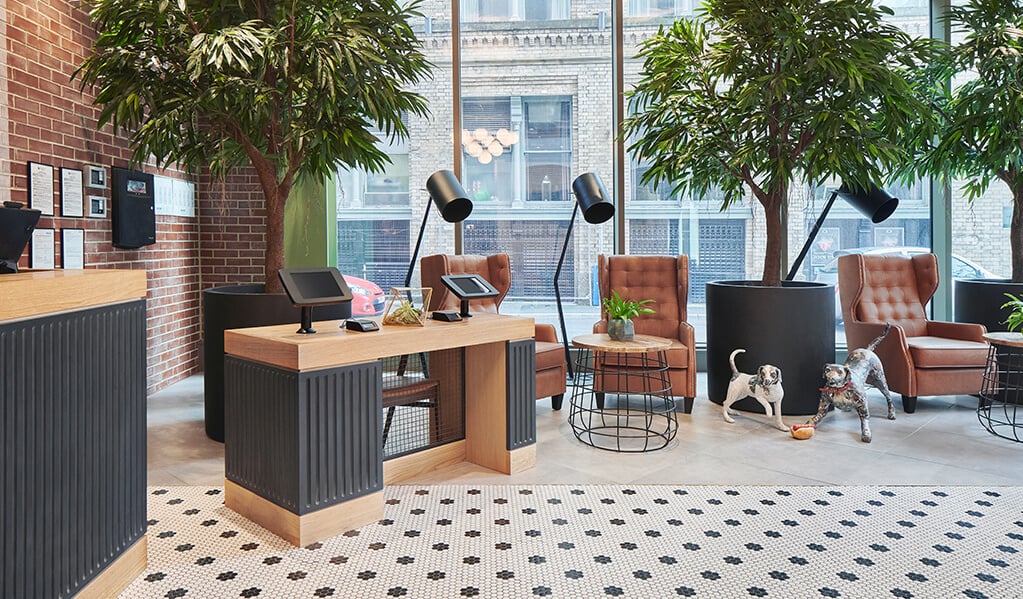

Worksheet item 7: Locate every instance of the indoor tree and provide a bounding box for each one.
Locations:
[909,0,1023,282]
[623,0,938,287]
[75,0,432,293]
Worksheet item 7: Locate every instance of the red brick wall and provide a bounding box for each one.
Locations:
[0,0,226,392]
[196,171,269,288]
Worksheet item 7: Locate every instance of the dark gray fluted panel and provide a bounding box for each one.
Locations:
[1,301,147,599]
[225,358,383,515]
[506,339,536,450]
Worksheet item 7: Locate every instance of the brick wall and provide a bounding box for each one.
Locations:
[0,0,214,392]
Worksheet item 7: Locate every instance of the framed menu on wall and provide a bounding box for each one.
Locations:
[60,168,85,218]
[28,161,54,215]
[31,228,54,269]
[62,228,85,269]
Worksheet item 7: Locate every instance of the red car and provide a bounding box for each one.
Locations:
[343,275,386,316]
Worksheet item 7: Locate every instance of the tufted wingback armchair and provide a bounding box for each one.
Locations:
[592,255,697,413]
[420,253,567,409]
[838,253,989,413]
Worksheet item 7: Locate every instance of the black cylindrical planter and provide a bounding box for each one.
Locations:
[955,278,1023,334]
[203,285,351,441]
[707,280,835,416]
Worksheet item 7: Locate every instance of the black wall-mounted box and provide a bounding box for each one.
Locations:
[111,167,156,249]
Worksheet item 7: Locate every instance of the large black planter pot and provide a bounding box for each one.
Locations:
[706,280,835,416]
[202,285,351,442]
[955,278,1023,334]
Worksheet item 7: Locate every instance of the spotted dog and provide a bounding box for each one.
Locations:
[807,323,896,443]
[722,349,787,432]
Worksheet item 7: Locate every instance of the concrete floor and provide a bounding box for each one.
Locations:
[147,374,1023,488]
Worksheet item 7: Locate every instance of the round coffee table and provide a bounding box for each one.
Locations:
[568,333,677,452]
[978,332,1023,443]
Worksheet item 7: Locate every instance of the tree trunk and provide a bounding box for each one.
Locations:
[760,186,786,287]
[253,160,289,295]
[1012,180,1023,283]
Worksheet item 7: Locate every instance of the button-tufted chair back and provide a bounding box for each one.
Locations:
[597,254,687,337]
[841,253,937,337]
[420,253,511,314]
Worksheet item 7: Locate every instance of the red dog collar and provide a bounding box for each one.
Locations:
[819,381,852,393]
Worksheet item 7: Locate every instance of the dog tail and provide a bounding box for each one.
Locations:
[866,322,892,352]
[729,349,745,376]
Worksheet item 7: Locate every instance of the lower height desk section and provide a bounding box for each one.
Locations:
[223,313,537,546]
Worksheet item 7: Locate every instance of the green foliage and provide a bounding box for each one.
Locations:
[76,0,431,182]
[1002,293,1023,332]
[74,0,433,289]
[905,0,1023,282]
[602,290,655,321]
[623,0,938,286]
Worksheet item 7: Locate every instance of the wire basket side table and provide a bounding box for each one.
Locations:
[568,334,678,452]
[978,333,1023,443]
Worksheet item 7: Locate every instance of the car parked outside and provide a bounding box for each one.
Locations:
[344,275,386,316]
[813,246,1002,323]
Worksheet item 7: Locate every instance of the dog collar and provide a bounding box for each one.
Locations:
[819,381,852,394]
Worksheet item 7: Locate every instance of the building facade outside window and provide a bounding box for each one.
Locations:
[335,1,996,347]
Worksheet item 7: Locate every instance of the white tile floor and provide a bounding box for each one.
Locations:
[148,374,1023,488]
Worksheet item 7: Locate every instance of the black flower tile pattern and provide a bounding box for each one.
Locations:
[120,486,1023,598]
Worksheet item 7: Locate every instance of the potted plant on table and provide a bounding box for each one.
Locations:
[905,0,1023,333]
[601,290,655,342]
[75,0,433,440]
[622,0,937,415]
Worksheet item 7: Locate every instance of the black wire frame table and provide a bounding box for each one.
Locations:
[978,333,1023,443]
[568,334,678,452]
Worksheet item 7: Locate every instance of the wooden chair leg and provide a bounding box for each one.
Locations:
[901,395,917,414]
[550,394,564,411]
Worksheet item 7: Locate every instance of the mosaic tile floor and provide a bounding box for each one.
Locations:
[122,485,1023,598]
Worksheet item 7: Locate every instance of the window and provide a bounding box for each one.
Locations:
[627,0,693,18]
[460,0,570,22]
[523,97,572,202]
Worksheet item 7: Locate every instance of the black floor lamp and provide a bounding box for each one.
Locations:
[786,182,899,281]
[555,172,616,379]
[404,170,473,287]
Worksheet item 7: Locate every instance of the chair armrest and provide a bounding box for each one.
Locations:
[593,320,607,334]
[926,320,988,343]
[534,323,559,343]
[852,321,916,397]
[677,321,695,347]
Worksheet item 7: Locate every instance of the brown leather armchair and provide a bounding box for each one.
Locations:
[592,254,697,413]
[838,253,989,413]
[420,253,568,409]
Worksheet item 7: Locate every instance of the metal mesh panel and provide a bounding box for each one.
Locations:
[627,219,679,255]
[464,220,571,299]
[690,219,745,303]
[381,350,464,459]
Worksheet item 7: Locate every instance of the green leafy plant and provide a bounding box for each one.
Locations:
[905,0,1023,282]
[602,290,655,321]
[623,0,938,286]
[1002,293,1023,332]
[74,0,432,294]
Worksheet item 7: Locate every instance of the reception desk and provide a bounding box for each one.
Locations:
[222,313,537,546]
[0,269,148,598]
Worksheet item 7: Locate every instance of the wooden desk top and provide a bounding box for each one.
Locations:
[0,269,147,322]
[571,333,672,353]
[225,312,535,371]
[984,332,1023,348]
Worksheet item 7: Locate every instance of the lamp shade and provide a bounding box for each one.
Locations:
[571,172,615,224]
[426,170,473,223]
[836,183,899,224]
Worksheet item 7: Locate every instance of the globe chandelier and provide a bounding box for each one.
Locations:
[461,127,519,164]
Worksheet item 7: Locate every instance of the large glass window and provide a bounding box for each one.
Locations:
[460,2,613,340]
[460,0,570,22]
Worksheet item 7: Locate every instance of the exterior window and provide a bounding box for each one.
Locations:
[461,0,570,22]
[627,0,692,18]
[524,97,572,202]
[337,134,409,209]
